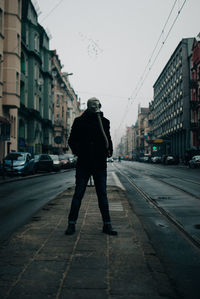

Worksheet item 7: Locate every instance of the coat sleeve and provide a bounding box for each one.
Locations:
[68,118,80,156]
[105,120,113,157]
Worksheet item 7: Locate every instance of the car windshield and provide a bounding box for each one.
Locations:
[59,155,71,160]
[50,155,59,160]
[5,153,25,161]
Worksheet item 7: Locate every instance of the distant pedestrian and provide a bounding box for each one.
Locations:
[118,156,121,162]
[184,152,189,165]
[65,97,117,236]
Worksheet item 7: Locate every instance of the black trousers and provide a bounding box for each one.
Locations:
[68,167,111,224]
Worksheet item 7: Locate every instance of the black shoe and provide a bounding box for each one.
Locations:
[65,224,75,235]
[103,224,118,236]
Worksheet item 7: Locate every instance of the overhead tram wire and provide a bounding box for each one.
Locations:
[116,0,187,134]
[40,0,65,22]
[131,0,179,101]
[130,0,187,103]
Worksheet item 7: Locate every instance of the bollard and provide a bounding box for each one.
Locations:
[88,175,93,187]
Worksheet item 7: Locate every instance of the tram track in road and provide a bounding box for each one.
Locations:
[114,162,200,199]
[113,163,200,250]
[146,173,200,200]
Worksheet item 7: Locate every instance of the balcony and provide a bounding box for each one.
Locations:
[2,94,20,108]
[42,119,53,128]
[29,109,42,121]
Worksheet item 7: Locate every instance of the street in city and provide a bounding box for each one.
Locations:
[0,161,200,298]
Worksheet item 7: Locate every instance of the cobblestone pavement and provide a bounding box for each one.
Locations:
[0,186,177,299]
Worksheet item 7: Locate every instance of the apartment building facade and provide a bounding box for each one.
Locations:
[0,0,21,161]
[62,72,80,146]
[51,50,81,154]
[152,38,194,160]
[19,0,53,155]
[137,107,149,157]
[190,37,200,155]
[126,126,133,159]
[0,0,81,161]
[117,106,151,160]
[52,50,66,154]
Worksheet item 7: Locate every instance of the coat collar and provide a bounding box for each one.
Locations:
[81,109,104,119]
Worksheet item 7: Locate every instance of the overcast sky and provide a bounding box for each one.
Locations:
[36,0,199,148]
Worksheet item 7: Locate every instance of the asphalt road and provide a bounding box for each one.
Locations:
[1,162,200,298]
[112,161,200,299]
[0,170,75,241]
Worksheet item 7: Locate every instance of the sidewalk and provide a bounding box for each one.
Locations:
[0,185,176,299]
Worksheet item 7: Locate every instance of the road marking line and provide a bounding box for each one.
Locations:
[111,172,125,191]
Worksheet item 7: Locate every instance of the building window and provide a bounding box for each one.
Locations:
[48,82,51,95]
[48,57,51,72]
[56,95,59,107]
[17,34,20,55]
[34,94,37,110]
[0,55,2,82]
[34,63,38,80]
[34,34,37,50]
[26,29,29,45]
[0,9,2,34]
[10,116,16,138]
[14,117,16,138]
[66,110,70,118]
[39,98,42,115]
[21,52,25,74]
[10,116,13,137]
[17,0,21,16]
[16,72,19,94]
[34,34,39,51]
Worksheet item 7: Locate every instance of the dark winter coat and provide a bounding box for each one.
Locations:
[68,109,113,170]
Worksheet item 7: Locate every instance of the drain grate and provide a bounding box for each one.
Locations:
[157,196,170,200]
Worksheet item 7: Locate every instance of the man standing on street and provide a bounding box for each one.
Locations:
[65,97,117,236]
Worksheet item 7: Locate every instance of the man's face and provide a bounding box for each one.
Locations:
[87,100,101,113]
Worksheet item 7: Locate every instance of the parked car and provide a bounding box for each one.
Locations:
[3,152,35,175]
[189,155,200,168]
[59,154,77,168]
[151,156,162,164]
[65,154,77,168]
[165,155,178,165]
[138,156,145,162]
[138,155,150,162]
[107,157,114,163]
[34,154,53,172]
[49,154,61,171]
[59,154,71,169]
